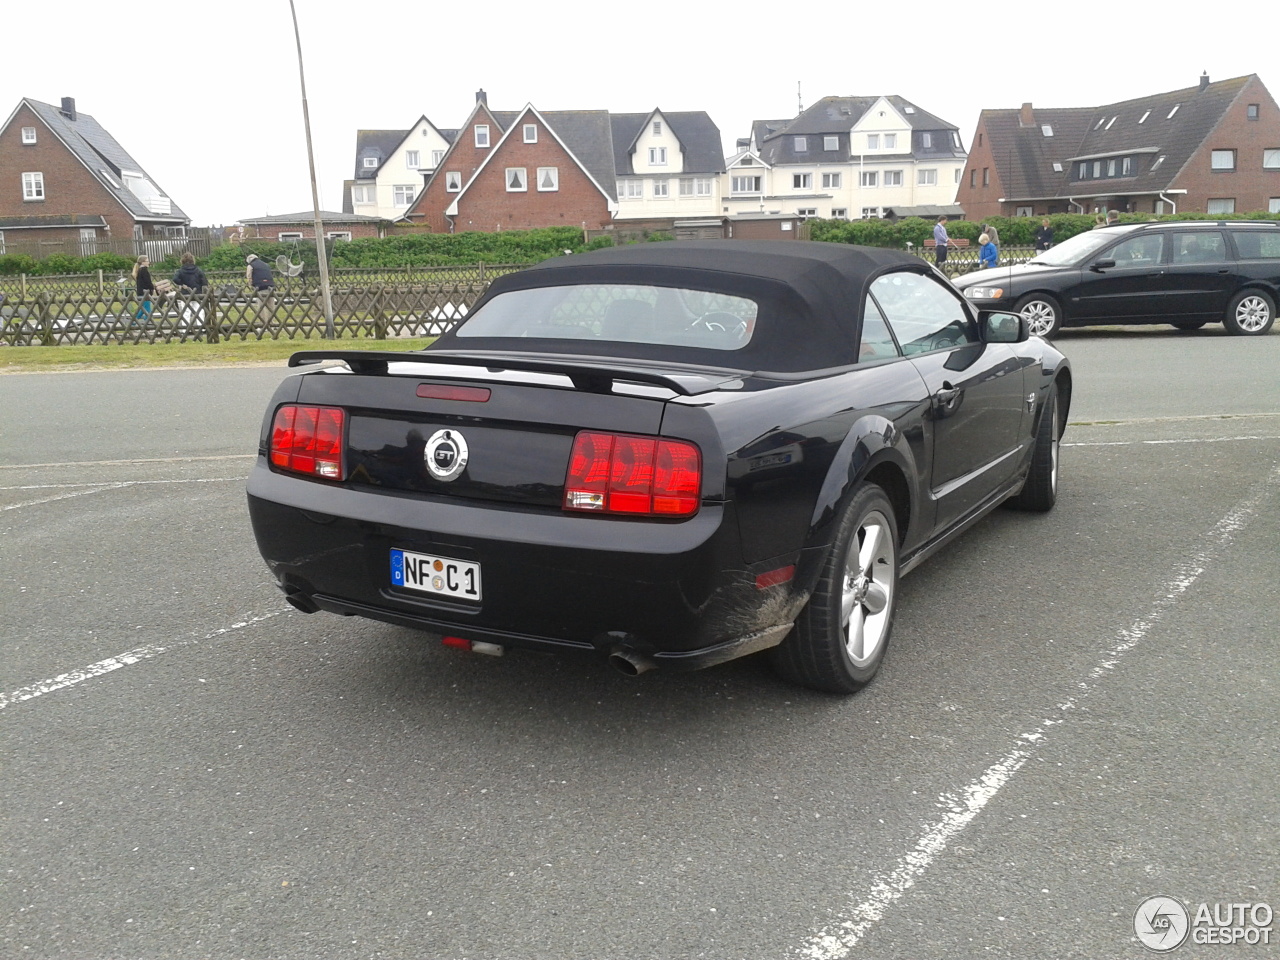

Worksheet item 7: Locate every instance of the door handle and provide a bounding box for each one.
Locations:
[932,382,962,417]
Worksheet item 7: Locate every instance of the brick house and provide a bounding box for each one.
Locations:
[957,74,1280,219]
[235,211,387,241]
[0,97,189,256]
[343,117,457,221]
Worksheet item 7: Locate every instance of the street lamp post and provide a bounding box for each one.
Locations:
[287,0,335,339]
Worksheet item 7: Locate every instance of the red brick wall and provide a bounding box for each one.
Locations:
[1171,76,1280,213]
[247,222,382,240]
[953,115,1005,220]
[0,103,134,238]
[408,105,507,233]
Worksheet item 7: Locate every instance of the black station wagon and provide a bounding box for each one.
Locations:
[248,241,1071,694]
[955,220,1280,337]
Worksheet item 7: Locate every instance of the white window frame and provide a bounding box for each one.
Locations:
[648,147,667,166]
[1015,206,1033,217]
[621,179,643,199]
[861,207,879,219]
[326,231,353,241]
[1269,198,1280,213]
[652,179,669,199]
[678,178,694,197]
[695,178,713,197]
[884,133,897,150]
[731,175,762,194]
[917,168,937,186]
[793,173,812,190]
[22,171,44,200]
[797,207,817,217]
[21,127,37,144]
[884,170,903,187]
[1210,150,1236,171]
[831,208,847,219]
[1206,198,1236,214]
[445,171,462,192]
[475,125,490,148]
[652,121,662,136]
[393,184,416,206]
[824,136,838,151]
[431,149,445,167]
[362,157,379,169]
[537,167,559,192]
[866,134,879,150]
[860,171,877,188]
[922,132,933,148]
[822,172,842,189]
[523,124,538,143]
[278,231,304,241]
[505,167,527,192]
[405,150,420,168]
[352,184,374,203]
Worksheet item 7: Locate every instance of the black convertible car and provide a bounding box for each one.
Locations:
[247,241,1071,694]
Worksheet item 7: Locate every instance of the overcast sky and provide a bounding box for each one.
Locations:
[7,1,1271,225]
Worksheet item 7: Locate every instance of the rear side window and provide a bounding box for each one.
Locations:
[1230,230,1280,259]
[1109,234,1164,265]
[1171,231,1227,264]
[859,297,900,360]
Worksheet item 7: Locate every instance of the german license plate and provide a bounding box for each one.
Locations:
[390,549,481,601]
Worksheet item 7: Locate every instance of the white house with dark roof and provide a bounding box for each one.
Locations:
[611,109,724,220]
[726,96,967,221]
[0,96,190,254]
[344,117,456,221]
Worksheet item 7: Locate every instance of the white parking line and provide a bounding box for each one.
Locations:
[0,611,285,712]
[798,461,1280,960]
[1,477,245,510]
[1064,434,1280,448]
[0,454,255,470]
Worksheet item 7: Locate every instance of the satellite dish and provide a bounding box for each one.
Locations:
[276,254,304,277]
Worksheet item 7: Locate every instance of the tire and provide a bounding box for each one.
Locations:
[1014,294,1063,338]
[1223,290,1275,336]
[1009,384,1059,512]
[770,485,898,694]
[1171,320,1207,331]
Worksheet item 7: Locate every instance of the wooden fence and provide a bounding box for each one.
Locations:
[0,230,215,262]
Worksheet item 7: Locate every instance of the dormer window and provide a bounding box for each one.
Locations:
[1167,104,1180,119]
[884,133,896,149]
[475,125,490,148]
[362,157,379,169]
[824,136,838,151]
[794,136,808,152]
[523,124,537,143]
[648,147,667,165]
[21,127,37,144]
[921,133,933,148]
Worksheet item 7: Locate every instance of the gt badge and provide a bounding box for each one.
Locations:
[425,429,469,481]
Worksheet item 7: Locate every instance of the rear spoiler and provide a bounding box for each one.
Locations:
[288,350,748,397]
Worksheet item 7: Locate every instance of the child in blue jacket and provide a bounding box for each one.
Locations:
[978,233,998,269]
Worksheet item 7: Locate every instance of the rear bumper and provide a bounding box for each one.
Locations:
[247,461,812,667]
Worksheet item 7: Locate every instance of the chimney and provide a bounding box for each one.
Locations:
[1019,102,1034,126]
[476,88,488,106]
[60,97,77,121]
[1198,71,1210,92]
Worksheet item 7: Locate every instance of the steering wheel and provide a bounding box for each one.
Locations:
[930,320,967,350]
[690,311,750,341]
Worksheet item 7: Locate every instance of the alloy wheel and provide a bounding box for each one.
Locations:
[841,510,895,668]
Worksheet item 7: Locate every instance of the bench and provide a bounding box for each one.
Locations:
[923,238,970,248]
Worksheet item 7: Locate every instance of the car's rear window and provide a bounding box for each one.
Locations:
[1230,230,1280,259]
[453,283,759,351]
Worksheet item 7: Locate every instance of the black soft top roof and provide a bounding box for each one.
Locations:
[433,240,931,372]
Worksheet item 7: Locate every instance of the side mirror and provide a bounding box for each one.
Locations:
[1090,258,1117,272]
[979,310,1028,343]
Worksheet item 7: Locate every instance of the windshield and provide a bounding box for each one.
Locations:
[1029,228,1132,267]
[454,283,759,351]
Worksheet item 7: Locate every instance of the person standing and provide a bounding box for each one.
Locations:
[133,255,155,322]
[980,222,1000,250]
[172,252,209,327]
[1034,218,1054,253]
[245,253,275,325]
[979,233,998,269]
[933,216,953,267]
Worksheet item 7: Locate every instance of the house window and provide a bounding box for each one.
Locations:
[797,208,817,217]
[1270,198,1280,213]
[921,132,933,148]
[362,157,379,168]
[445,171,462,192]
[1206,198,1235,214]
[1091,161,1101,178]
[983,167,990,186]
[537,167,559,191]
[652,179,669,198]
[393,185,416,205]
[861,207,879,219]
[884,133,896,149]
[860,171,877,187]
[621,179,643,199]
[1167,104,1180,119]
[0,231,5,254]
[824,136,838,151]
[326,231,353,241]
[1041,124,1054,137]
[1264,149,1280,169]
[431,149,445,167]
[21,127,37,144]
[1247,104,1260,120]
[822,172,842,188]
[99,168,122,189]
[695,178,713,196]
[955,168,961,183]
[524,124,538,143]
[731,175,762,194]
[866,134,879,150]
[653,121,662,136]
[352,184,373,203]
[794,136,807,152]
[1015,206,1034,217]
[1107,159,1117,176]
[1210,150,1236,170]
[884,170,903,186]
[831,208,847,218]
[679,178,694,197]
[648,147,667,165]
[278,232,304,240]
[917,169,937,186]
[506,167,527,192]
[406,150,420,168]
[22,171,44,200]
[793,173,812,189]
[475,125,490,147]
[1151,155,1165,171]
[1139,110,1151,123]
[970,169,976,188]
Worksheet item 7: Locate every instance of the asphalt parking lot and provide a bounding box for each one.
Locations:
[3,326,1278,960]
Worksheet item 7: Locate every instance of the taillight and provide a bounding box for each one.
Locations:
[564,431,701,517]
[270,404,346,480]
